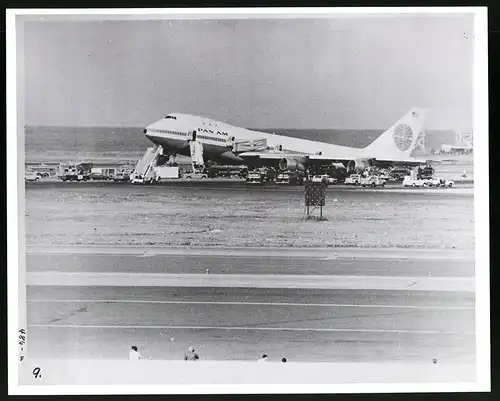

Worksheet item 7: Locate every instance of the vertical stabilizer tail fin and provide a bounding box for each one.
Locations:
[364,108,428,157]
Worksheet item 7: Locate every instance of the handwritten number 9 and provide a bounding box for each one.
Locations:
[32,367,41,379]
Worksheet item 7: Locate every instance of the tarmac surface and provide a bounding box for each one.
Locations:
[26,253,474,277]
[25,178,475,193]
[25,247,476,365]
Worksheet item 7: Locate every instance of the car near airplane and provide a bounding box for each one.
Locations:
[423,177,454,188]
[345,174,362,185]
[25,171,40,182]
[361,175,387,188]
[312,174,336,185]
[142,108,429,174]
[402,176,425,187]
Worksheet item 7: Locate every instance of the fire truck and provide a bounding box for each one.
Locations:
[59,162,92,181]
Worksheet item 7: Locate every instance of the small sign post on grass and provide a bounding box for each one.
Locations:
[304,181,326,221]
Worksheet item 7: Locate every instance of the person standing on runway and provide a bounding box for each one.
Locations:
[129,346,142,360]
[184,346,200,361]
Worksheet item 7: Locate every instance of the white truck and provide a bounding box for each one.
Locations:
[131,175,145,184]
[403,175,454,188]
[345,174,361,185]
[360,175,387,187]
[311,174,336,185]
[25,171,40,182]
[402,176,425,187]
[153,166,180,182]
[183,171,208,180]
[423,177,455,188]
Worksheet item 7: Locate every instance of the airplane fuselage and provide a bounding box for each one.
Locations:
[145,113,365,166]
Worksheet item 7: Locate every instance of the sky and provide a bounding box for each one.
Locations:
[22,13,474,130]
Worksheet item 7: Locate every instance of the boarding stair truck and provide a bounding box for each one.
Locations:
[189,135,205,172]
[361,175,387,188]
[143,146,164,183]
[131,146,162,182]
[345,174,362,185]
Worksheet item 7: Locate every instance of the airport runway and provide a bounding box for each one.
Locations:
[26,253,474,277]
[25,247,475,364]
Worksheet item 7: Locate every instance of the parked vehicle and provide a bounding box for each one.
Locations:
[377,172,391,181]
[183,172,208,180]
[389,168,411,181]
[61,173,88,181]
[60,164,90,181]
[89,172,105,180]
[276,170,305,185]
[245,168,274,184]
[246,170,264,184]
[423,177,455,188]
[130,174,144,184]
[345,174,362,185]
[153,166,180,182]
[113,173,130,182]
[311,174,335,186]
[25,172,40,182]
[402,176,425,187]
[361,175,387,187]
[417,165,435,180]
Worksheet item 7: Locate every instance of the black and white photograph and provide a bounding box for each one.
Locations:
[7,7,489,394]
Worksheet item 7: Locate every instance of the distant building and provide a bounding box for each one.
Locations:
[90,162,121,177]
[440,132,473,155]
[440,144,473,155]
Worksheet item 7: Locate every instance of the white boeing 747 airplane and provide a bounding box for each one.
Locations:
[143,108,428,172]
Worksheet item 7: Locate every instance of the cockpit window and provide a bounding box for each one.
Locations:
[165,115,177,120]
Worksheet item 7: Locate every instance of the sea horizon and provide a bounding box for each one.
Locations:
[24,125,458,158]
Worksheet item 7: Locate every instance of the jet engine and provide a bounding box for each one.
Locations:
[347,158,373,173]
[279,158,305,172]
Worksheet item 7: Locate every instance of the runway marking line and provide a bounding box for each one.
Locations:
[26,299,475,311]
[26,253,474,263]
[27,323,475,336]
[26,272,476,292]
[25,246,475,261]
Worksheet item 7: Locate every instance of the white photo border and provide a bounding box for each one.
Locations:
[7,6,490,395]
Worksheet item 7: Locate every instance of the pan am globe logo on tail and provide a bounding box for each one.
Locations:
[393,124,414,152]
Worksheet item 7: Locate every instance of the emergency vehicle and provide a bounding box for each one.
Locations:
[361,175,387,187]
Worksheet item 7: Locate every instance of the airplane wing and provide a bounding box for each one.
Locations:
[238,107,430,169]
[238,151,427,167]
[356,157,427,167]
[238,152,297,160]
